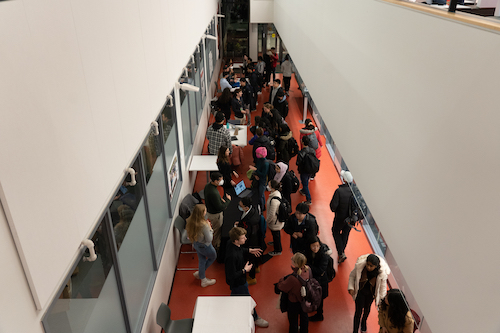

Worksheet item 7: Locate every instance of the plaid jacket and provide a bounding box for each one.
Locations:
[206,125,232,155]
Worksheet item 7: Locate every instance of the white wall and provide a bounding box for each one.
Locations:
[0,0,218,331]
[250,0,274,23]
[274,1,500,333]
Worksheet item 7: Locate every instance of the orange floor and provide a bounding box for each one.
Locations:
[169,74,378,333]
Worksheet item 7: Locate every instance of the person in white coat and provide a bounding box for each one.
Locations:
[348,254,390,333]
[266,179,285,256]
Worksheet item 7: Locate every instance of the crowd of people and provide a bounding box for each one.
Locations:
[182,54,415,333]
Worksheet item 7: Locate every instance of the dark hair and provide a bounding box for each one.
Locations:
[302,136,310,146]
[279,123,290,134]
[305,118,313,126]
[284,54,290,61]
[258,56,263,61]
[217,145,230,164]
[210,172,223,182]
[296,202,309,214]
[276,90,285,98]
[219,88,233,104]
[379,289,410,330]
[274,79,281,85]
[366,254,381,275]
[269,179,281,191]
[233,88,242,95]
[256,127,264,136]
[307,235,322,246]
[240,196,252,208]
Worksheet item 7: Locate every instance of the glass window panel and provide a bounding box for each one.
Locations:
[180,87,193,160]
[110,157,155,333]
[142,118,171,260]
[162,95,182,205]
[43,217,127,333]
[199,41,206,105]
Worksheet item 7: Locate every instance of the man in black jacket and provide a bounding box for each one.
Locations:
[274,90,289,119]
[284,202,319,254]
[225,227,269,328]
[330,170,353,263]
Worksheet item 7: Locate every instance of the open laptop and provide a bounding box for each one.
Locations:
[234,180,252,198]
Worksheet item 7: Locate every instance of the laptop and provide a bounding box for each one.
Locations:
[234,180,252,198]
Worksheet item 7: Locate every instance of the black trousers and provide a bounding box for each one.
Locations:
[283,76,291,92]
[287,301,308,333]
[332,222,352,256]
[353,291,374,333]
[271,229,282,252]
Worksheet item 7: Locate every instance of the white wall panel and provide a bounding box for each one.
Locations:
[274,1,500,333]
[250,0,274,23]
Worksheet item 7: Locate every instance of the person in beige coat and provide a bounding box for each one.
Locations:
[266,180,285,256]
[378,289,414,333]
[348,254,391,333]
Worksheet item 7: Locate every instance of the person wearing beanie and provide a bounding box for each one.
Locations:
[206,112,232,155]
[330,170,354,264]
[249,147,269,212]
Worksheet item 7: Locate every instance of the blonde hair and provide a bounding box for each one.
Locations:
[185,204,207,242]
[292,252,308,275]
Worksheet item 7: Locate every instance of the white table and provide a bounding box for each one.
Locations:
[228,125,247,147]
[189,155,219,184]
[192,296,256,333]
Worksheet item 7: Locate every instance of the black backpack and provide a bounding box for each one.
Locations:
[287,170,300,193]
[267,160,277,182]
[293,273,322,313]
[344,195,363,231]
[287,137,299,158]
[326,255,336,282]
[271,196,292,222]
[299,152,320,174]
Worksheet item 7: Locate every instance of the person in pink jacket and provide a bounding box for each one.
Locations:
[299,119,323,159]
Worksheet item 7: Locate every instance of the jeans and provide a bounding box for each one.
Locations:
[271,230,282,252]
[332,223,352,257]
[300,173,311,202]
[287,301,308,333]
[258,181,266,212]
[231,282,258,320]
[193,242,217,280]
[353,289,374,333]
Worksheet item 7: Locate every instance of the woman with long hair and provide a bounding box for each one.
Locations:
[305,236,330,322]
[266,179,285,256]
[217,145,238,189]
[185,204,217,287]
[348,254,391,333]
[217,87,233,121]
[378,289,414,333]
[277,252,311,333]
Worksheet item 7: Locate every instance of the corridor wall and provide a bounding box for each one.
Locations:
[0,0,218,332]
[273,1,500,333]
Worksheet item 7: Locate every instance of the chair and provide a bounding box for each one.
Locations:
[156,302,194,333]
[174,216,197,270]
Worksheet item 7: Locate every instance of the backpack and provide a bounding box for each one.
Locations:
[266,138,276,161]
[344,195,363,231]
[299,151,320,174]
[326,255,336,283]
[271,196,292,222]
[287,170,300,193]
[287,137,299,158]
[293,273,322,313]
[266,160,277,182]
[306,132,319,150]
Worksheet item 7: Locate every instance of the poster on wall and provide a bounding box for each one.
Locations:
[168,152,179,200]
[200,68,205,101]
[209,51,213,78]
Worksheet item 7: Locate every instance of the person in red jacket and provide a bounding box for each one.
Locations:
[277,252,311,333]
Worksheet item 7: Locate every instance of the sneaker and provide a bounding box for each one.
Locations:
[247,277,257,285]
[310,177,314,181]
[269,251,282,256]
[303,200,312,206]
[267,241,274,246]
[255,267,261,273]
[338,253,347,263]
[299,189,305,196]
[201,278,216,287]
[193,271,200,279]
[254,318,269,328]
[309,313,324,322]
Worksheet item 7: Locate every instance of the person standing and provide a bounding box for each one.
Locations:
[249,147,269,212]
[378,289,414,333]
[275,162,293,206]
[231,88,249,125]
[266,179,285,256]
[206,112,232,155]
[284,203,318,254]
[276,124,293,165]
[269,79,284,107]
[217,145,238,189]
[185,204,217,287]
[305,236,330,321]
[268,47,279,82]
[277,252,311,333]
[330,170,353,263]
[225,227,269,328]
[281,54,293,94]
[296,136,317,205]
[216,87,233,122]
[348,254,391,333]
[204,172,231,250]
[274,90,289,119]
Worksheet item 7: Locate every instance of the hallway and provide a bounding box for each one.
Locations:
[169,73,378,333]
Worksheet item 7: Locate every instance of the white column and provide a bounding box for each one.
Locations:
[249,23,259,60]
